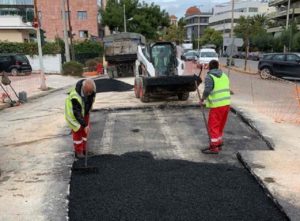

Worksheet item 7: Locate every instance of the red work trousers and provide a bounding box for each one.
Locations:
[208,105,230,148]
[72,115,89,154]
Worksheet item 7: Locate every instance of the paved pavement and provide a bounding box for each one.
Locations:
[0,69,299,220]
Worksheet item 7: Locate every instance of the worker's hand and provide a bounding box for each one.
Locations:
[84,126,90,136]
[199,99,205,106]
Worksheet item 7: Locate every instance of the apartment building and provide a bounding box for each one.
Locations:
[0,15,34,42]
[209,0,272,37]
[0,0,34,22]
[268,0,300,36]
[184,6,212,41]
[37,0,98,41]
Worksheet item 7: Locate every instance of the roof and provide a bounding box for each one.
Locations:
[170,15,177,19]
[185,6,201,16]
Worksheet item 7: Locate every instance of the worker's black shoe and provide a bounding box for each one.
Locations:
[218,143,224,151]
[75,152,85,159]
[201,147,220,154]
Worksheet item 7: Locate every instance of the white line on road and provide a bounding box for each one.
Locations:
[153,109,188,159]
[99,113,116,154]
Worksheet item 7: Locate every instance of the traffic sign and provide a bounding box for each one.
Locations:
[226,44,238,56]
[223,37,244,47]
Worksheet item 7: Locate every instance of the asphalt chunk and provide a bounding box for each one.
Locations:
[94,78,133,93]
[69,151,287,221]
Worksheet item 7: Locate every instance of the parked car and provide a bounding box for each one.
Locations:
[258,53,300,80]
[0,53,32,76]
[181,50,198,61]
[248,52,262,61]
[196,48,219,69]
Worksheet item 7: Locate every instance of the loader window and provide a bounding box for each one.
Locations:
[152,45,173,76]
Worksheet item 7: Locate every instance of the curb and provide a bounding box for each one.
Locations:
[237,152,291,221]
[220,64,257,75]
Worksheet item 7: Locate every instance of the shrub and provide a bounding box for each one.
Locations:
[62,61,84,77]
[85,58,99,68]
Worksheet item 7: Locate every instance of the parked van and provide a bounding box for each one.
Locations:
[197,48,218,69]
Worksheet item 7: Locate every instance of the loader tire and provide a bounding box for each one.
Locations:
[134,78,140,98]
[139,80,149,103]
[178,92,189,101]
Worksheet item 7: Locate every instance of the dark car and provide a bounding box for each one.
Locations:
[258,53,300,80]
[0,54,32,76]
[181,50,198,61]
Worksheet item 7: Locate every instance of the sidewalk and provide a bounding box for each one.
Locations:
[1,72,299,220]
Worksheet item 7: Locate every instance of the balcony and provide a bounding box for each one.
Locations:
[0,0,33,6]
[269,0,288,7]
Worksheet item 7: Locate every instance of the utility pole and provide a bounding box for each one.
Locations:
[33,0,47,90]
[123,4,127,32]
[61,0,70,62]
[227,0,235,79]
[66,0,75,60]
[284,0,291,53]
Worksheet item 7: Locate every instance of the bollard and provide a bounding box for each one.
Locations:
[18,91,27,103]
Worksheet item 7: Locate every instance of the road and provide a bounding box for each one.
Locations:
[0,78,289,221]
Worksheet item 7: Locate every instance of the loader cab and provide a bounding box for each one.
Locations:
[150,42,177,76]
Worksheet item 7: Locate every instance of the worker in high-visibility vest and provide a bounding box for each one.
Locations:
[65,79,96,159]
[200,60,230,154]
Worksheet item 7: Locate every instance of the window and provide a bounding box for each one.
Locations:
[79,30,88,38]
[272,54,285,61]
[286,54,300,62]
[77,11,87,20]
[249,7,258,13]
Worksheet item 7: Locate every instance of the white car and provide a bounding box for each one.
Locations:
[197,48,219,69]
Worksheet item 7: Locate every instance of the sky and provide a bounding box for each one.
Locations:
[142,0,228,18]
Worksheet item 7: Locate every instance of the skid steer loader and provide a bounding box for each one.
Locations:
[134,41,201,102]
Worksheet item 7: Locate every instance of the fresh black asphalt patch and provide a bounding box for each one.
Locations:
[94,78,133,93]
[69,152,287,221]
[69,106,287,220]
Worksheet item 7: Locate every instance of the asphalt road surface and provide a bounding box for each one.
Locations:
[69,107,287,221]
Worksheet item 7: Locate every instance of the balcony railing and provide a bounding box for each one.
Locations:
[269,0,288,7]
[0,0,33,6]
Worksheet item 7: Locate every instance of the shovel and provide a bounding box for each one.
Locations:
[72,129,98,174]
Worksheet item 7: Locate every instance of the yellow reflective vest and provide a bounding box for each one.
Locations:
[206,73,231,108]
[65,88,85,132]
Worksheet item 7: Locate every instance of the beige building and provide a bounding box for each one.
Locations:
[0,16,34,42]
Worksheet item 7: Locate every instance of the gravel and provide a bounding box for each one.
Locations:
[69,151,287,221]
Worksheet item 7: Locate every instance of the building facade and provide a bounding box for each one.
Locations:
[37,0,98,41]
[267,0,300,36]
[170,15,177,26]
[0,15,34,42]
[209,0,272,38]
[0,0,34,22]
[184,6,213,42]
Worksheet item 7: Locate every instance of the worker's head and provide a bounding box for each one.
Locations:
[82,79,96,96]
[208,60,219,70]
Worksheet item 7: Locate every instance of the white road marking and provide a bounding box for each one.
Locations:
[99,113,116,154]
[153,109,187,159]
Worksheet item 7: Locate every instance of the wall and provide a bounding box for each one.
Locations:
[26,54,62,74]
[0,30,24,42]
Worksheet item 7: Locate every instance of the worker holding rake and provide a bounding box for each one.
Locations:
[65,79,96,159]
[200,60,231,154]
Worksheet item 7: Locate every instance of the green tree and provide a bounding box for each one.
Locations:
[234,16,255,70]
[163,19,185,44]
[101,0,169,40]
[199,28,223,51]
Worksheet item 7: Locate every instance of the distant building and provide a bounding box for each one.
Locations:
[37,0,99,41]
[209,0,272,38]
[184,6,213,42]
[170,15,178,26]
[0,0,34,22]
[267,0,300,37]
[0,15,34,42]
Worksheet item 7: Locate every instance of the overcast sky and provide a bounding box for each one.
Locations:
[142,0,228,18]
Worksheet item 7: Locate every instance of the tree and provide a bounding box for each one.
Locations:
[234,16,255,71]
[163,18,185,44]
[100,0,170,40]
[198,28,223,51]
